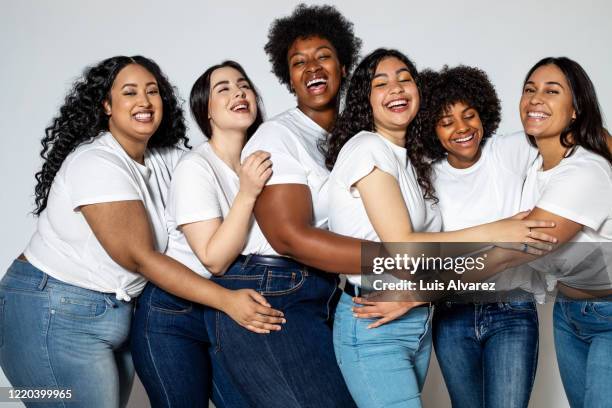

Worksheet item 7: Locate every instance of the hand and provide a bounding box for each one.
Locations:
[239,151,272,198]
[352,298,427,329]
[222,289,285,334]
[484,211,558,254]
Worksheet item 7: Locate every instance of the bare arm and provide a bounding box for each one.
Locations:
[182,151,272,275]
[80,200,284,333]
[254,184,364,274]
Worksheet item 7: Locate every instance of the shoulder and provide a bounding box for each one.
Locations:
[340,131,390,157]
[147,144,187,170]
[557,147,612,180]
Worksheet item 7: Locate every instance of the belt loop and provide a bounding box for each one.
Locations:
[104,295,117,308]
[37,272,49,291]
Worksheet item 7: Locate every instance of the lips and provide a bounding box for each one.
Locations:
[305,76,328,94]
[385,98,409,113]
[230,100,250,113]
[133,111,154,122]
[526,111,551,121]
[451,131,477,145]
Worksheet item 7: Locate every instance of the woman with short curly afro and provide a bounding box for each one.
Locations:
[202,4,361,407]
[0,56,274,408]
[419,65,542,408]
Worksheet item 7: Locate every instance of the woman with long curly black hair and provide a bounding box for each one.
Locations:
[0,56,282,408]
[325,49,558,408]
[419,66,542,408]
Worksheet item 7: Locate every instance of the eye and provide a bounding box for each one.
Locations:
[318,54,330,60]
[292,60,305,67]
[123,90,136,96]
[546,89,560,95]
[218,87,229,93]
[240,83,251,90]
[464,113,475,119]
[147,89,159,95]
[439,121,453,128]
[372,82,386,88]
[523,87,535,94]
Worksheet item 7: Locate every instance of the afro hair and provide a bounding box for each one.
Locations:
[264,3,362,91]
[419,65,501,162]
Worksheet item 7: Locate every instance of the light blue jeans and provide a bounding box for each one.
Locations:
[333,292,433,408]
[0,259,134,408]
[554,293,612,408]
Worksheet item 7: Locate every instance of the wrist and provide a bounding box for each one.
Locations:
[236,190,257,204]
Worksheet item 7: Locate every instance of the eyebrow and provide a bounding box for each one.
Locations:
[121,82,157,89]
[373,67,411,79]
[212,77,248,89]
[288,45,333,59]
[440,105,474,119]
[525,80,565,89]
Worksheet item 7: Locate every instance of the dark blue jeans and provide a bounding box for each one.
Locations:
[131,283,249,408]
[554,293,612,408]
[433,301,539,408]
[204,257,356,408]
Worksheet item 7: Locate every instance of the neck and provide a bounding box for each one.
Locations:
[447,149,482,169]
[376,128,406,147]
[535,134,570,170]
[297,102,337,132]
[209,129,246,172]
[109,126,147,165]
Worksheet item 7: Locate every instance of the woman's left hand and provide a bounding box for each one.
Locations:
[352,298,427,329]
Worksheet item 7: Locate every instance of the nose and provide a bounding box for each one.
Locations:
[455,117,469,134]
[304,59,322,73]
[233,85,246,99]
[389,79,405,94]
[137,90,152,107]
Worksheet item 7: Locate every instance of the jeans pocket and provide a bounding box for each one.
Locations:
[150,287,192,314]
[505,301,537,312]
[261,267,305,296]
[591,302,612,320]
[55,294,108,319]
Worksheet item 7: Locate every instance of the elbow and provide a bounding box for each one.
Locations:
[206,262,229,277]
[266,226,305,258]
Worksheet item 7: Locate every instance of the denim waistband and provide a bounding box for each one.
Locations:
[3,259,126,302]
[236,254,304,269]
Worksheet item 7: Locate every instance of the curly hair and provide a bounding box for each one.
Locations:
[324,48,436,202]
[264,3,362,91]
[418,65,501,163]
[190,60,264,141]
[33,55,188,215]
[523,57,611,165]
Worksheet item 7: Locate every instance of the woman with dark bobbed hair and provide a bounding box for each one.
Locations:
[419,66,542,408]
[326,48,556,408]
[201,4,362,407]
[516,57,612,407]
[0,56,276,408]
[131,60,283,408]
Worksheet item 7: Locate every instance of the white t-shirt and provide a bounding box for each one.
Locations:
[25,132,184,300]
[165,142,273,277]
[241,107,331,254]
[432,131,545,299]
[520,146,612,290]
[328,131,442,286]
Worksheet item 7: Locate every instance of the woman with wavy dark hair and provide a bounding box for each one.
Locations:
[0,56,281,408]
[325,49,558,407]
[515,57,612,407]
[131,60,284,408]
[419,66,542,408]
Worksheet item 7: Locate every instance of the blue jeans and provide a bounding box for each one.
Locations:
[204,258,356,408]
[432,301,539,408]
[333,292,433,408]
[554,293,612,408]
[0,259,134,408]
[131,282,249,408]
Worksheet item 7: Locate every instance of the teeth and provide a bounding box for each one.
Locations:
[134,112,152,120]
[232,104,248,111]
[528,112,549,118]
[386,99,408,108]
[307,78,327,87]
[454,134,474,143]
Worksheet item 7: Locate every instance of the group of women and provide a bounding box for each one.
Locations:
[0,3,610,408]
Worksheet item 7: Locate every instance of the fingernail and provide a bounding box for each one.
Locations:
[282,319,287,324]
[353,313,358,318]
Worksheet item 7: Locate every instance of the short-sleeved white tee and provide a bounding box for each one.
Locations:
[432,131,546,299]
[165,142,274,277]
[328,131,442,286]
[241,108,331,254]
[25,132,184,300]
[520,146,612,290]
[432,131,538,230]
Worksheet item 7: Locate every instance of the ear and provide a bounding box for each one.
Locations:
[103,99,111,116]
[341,65,347,78]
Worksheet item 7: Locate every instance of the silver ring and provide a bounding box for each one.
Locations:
[522,243,528,252]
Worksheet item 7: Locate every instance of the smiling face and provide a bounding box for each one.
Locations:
[369,56,419,143]
[520,64,576,141]
[435,101,484,168]
[207,66,258,136]
[287,36,344,114]
[104,64,163,146]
